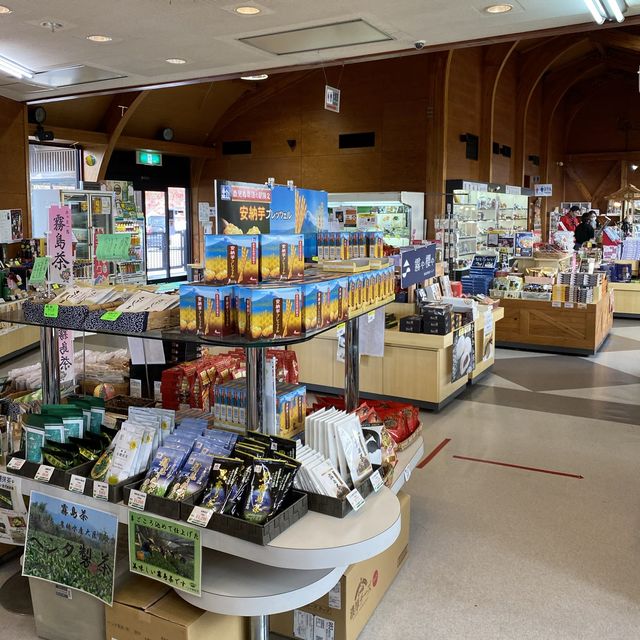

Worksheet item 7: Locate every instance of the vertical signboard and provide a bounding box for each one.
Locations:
[48,205,74,285]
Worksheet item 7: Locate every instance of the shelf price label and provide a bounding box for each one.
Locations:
[100,311,122,321]
[346,488,365,512]
[44,304,59,318]
[369,470,384,493]
[93,481,109,501]
[7,457,26,471]
[187,506,214,528]
[68,475,87,494]
[128,489,147,511]
[34,465,55,483]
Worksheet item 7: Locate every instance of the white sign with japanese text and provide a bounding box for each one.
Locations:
[47,205,74,285]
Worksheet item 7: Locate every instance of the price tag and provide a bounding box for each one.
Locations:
[93,481,109,501]
[187,506,214,528]
[404,467,412,483]
[128,489,147,510]
[551,301,562,308]
[68,475,87,494]
[44,304,59,318]
[154,381,162,402]
[564,302,574,309]
[578,302,587,309]
[100,311,122,321]
[7,457,26,471]
[369,470,384,493]
[367,311,376,323]
[130,379,142,398]
[35,465,55,483]
[346,488,365,512]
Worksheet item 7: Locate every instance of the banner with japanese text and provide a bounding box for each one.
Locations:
[22,491,118,605]
[0,472,28,545]
[47,205,74,285]
[128,511,201,596]
[58,328,75,384]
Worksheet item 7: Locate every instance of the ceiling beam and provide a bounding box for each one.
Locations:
[589,29,640,53]
[564,164,593,201]
[28,124,108,145]
[566,150,640,162]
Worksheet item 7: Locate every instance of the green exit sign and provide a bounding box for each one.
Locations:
[136,150,162,166]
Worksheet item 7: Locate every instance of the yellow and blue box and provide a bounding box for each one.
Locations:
[328,277,349,323]
[301,279,331,332]
[367,232,384,258]
[236,285,302,340]
[204,234,259,285]
[259,234,305,282]
[180,284,235,337]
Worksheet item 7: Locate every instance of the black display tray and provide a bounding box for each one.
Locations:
[123,479,184,520]
[22,300,88,329]
[181,490,309,546]
[65,461,146,503]
[7,451,77,488]
[304,466,381,518]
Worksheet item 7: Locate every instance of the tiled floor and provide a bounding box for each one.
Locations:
[2,320,640,639]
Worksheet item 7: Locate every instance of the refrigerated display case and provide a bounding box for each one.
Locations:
[328,192,425,247]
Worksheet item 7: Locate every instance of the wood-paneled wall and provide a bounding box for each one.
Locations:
[0,95,29,235]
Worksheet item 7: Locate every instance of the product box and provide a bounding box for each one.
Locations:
[204,234,259,285]
[180,284,235,337]
[106,575,244,640]
[236,285,302,340]
[399,315,423,333]
[271,492,411,640]
[276,383,306,437]
[329,277,349,324]
[367,231,384,258]
[301,279,331,332]
[260,234,305,282]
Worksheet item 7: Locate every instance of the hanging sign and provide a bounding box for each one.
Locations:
[324,85,341,113]
[58,328,75,385]
[22,491,118,605]
[128,511,202,596]
[96,233,131,261]
[534,184,553,197]
[47,205,74,285]
[28,256,50,286]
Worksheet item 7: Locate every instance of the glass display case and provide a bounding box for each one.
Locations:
[328,192,425,248]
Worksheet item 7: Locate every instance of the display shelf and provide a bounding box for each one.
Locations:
[177,550,345,616]
[609,281,640,318]
[7,474,401,571]
[0,295,395,349]
[0,324,39,363]
[390,437,424,494]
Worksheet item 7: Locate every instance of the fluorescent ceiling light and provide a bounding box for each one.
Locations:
[0,5,12,14]
[583,0,626,23]
[241,73,269,80]
[165,58,187,64]
[86,34,112,42]
[235,6,261,15]
[484,4,513,13]
[0,55,33,79]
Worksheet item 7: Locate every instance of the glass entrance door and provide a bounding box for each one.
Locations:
[168,187,187,279]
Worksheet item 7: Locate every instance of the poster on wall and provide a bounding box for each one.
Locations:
[0,210,11,244]
[47,205,74,285]
[451,322,476,383]
[22,491,118,605]
[0,472,28,546]
[128,511,201,596]
[515,232,534,257]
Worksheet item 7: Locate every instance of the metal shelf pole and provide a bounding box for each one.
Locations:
[250,615,269,640]
[246,347,266,433]
[344,317,360,412]
[40,326,61,404]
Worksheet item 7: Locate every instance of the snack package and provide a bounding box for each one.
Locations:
[204,234,259,285]
[200,457,244,513]
[243,459,280,524]
[260,234,305,281]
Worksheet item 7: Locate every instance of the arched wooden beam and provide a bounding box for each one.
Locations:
[479,41,519,183]
[540,53,606,183]
[97,90,150,181]
[514,35,590,184]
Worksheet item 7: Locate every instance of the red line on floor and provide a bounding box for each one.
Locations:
[452,455,584,479]
[417,438,451,469]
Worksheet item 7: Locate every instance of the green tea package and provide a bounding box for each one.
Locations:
[140,446,188,497]
[166,453,213,501]
[200,457,244,513]
[243,458,283,524]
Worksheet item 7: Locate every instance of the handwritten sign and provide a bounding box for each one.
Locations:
[96,233,131,261]
[47,206,73,285]
[29,256,50,285]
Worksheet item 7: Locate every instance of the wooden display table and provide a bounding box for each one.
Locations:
[495,292,613,356]
[0,325,39,363]
[610,281,640,319]
[292,303,504,411]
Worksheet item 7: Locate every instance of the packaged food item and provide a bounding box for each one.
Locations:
[236,285,302,340]
[200,457,244,512]
[260,234,305,281]
[243,459,280,524]
[140,446,188,496]
[204,234,259,285]
[166,453,213,501]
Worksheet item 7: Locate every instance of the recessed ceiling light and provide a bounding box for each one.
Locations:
[165,58,187,65]
[484,4,513,13]
[0,5,12,14]
[235,6,261,15]
[241,73,269,81]
[86,34,112,42]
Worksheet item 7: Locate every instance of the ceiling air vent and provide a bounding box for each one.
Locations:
[339,132,376,149]
[222,140,252,155]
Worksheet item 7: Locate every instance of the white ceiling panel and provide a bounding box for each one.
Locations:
[0,0,638,101]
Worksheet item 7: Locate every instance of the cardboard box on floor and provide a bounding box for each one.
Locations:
[106,574,245,640]
[271,491,411,640]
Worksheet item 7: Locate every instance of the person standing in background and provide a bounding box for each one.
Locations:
[559,205,580,232]
[574,211,596,250]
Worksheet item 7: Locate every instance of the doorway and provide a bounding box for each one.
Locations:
[144,187,188,281]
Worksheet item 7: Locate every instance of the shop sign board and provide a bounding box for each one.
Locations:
[505,186,521,195]
[400,243,436,288]
[324,85,341,113]
[47,205,74,285]
[535,184,553,197]
[22,491,118,605]
[128,510,202,596]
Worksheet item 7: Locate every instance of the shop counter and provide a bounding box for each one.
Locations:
[495,292,613,356]
[609,281,640,319]
[292,304,504,411]
[0,325,39,363]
